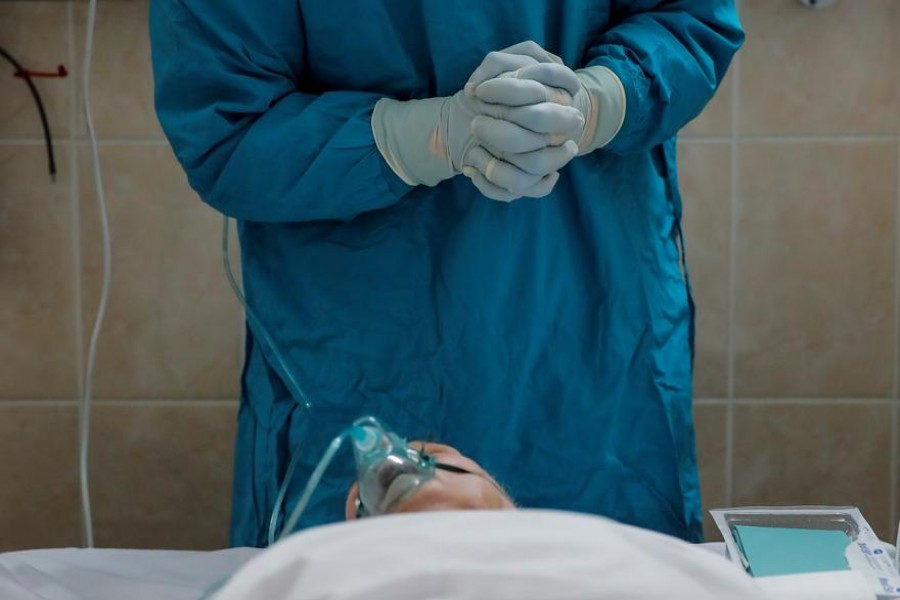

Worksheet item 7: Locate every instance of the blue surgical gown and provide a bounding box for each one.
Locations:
[149,0,744,546]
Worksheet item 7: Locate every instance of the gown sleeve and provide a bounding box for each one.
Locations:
[149,0,414,223]
[582,0,744,153]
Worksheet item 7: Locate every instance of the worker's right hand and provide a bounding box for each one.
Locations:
[468,41,628,156]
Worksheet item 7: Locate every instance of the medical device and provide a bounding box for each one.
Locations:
[196,417,442,599]
[273,416,440,542]
[223,219,455,542]
[351,420,438,518]
[713,506,900,599]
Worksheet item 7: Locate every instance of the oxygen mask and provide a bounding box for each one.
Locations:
[350,419,437,518]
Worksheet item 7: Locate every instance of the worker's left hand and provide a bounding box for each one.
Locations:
[344,442,515,520]
[466,41,595,155]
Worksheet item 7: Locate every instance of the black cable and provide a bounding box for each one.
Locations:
[0,45,56,179]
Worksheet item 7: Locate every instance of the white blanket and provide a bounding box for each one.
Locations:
[216,510,769,600]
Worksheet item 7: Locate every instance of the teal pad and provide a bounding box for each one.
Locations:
[733,525,851,577]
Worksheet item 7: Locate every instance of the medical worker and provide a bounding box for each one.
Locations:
[149,1,744,547]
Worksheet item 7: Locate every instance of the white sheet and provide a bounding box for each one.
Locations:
[755,571,874,600]
[0,547,259,600]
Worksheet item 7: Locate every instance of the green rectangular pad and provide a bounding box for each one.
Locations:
[733,525,851,577]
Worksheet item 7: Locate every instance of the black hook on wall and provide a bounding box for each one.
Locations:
[0,45,65,181]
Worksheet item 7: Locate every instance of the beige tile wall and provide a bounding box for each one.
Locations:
[1,1,240,551]
[0,0,898,550]
[683,0,900,542]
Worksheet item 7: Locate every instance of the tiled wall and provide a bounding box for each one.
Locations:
[684,0,900,541]
[1,1,240,550]
[0,0,898,550]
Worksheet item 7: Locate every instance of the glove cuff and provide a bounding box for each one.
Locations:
[372,97,456,187]
[575,66,627,154]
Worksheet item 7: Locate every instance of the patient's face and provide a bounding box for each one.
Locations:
[344,442,516,519]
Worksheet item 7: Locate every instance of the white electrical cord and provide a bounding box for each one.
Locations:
[79,0,109,549]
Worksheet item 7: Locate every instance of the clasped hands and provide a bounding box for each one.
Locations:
[372,41,601,202]
[451,41,592,202]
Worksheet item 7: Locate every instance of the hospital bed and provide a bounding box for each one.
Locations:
[0,511,878,600]
[0,547,258,600]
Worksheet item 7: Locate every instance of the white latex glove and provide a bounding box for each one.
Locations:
[372,41,589,202]
[470,54,627,155]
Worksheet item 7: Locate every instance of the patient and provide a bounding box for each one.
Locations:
[214,510,770,600]
[345,442,516,519]
[214,451,776,600]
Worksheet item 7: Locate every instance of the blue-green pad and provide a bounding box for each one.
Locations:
[733,525,851,577]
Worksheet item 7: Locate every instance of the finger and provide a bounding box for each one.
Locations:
[465,165,559,202]
[476,78,572,107]
[513,63,582,97]
[472,116,557,154]
[465,146,544,195]
[466,52,539,93]
[498,41,564,65]
[478,102,584,135]
[490,141,578,176]
[519,171,560,199]
[463,167,521,203]
[476,102,584,135]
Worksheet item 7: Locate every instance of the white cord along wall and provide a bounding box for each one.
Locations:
[79,0,111,549]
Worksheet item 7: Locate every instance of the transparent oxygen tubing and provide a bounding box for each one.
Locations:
[79,0,107,549]
[198,417,393,600]
[221,217,312,411]
[276,416,387,543]
[267,452,302,546]
[276,429,351,542]
[221,217,316,545]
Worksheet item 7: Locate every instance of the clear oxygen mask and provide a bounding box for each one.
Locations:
[351,420,436,518]
[274,416,437,541]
